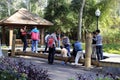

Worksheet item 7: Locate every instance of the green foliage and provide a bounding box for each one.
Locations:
[68,78,74,80]
[0,0,120,46]
[44,0,76,34]
[102,28,120,44]
[103,43,120,54]
[96,77,113,80]
[0,70,26,80]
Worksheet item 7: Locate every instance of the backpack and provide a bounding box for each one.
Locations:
[31,32,39,40]
[48,36,55,48]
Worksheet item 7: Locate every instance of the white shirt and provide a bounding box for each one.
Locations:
[61,48,68,57]
[45,34,50,43]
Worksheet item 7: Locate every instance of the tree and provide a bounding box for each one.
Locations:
[78,0,85,40]
[44,0,71,33]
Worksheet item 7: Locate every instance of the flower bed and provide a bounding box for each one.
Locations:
[0,57,50,80]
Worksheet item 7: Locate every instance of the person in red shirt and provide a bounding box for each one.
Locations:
[20,26,28,53]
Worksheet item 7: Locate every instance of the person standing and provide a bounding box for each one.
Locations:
[47,34,57,64]
[44,32,50,53]
[0,39,3,57]
[91,31,97,59]
[95,29,103,61]
[57,32,61,48]
[62,34,71,57]
[51,31,58,43]
[31,27,40,53]
[74,39,84,65]
[20,26,28,53]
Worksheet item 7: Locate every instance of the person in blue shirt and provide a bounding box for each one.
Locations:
[30,27,40,53]
[74,39,84,65]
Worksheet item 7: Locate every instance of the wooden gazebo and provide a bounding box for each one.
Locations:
[0,8,53,48]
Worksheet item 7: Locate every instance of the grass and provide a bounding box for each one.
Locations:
[82,43,120,55]
[103,44,120,54]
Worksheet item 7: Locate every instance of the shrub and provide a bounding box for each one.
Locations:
[0,57,50,80]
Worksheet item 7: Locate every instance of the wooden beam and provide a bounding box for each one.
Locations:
[40,28,44,45]
[11,34,16,56]
[15,52,94,65]
[1,26,6,45]
[9,27,13,49]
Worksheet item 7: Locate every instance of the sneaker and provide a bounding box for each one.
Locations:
[35,51,38,53]
[61,61,66,66]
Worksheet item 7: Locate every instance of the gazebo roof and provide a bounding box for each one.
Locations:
[0,8,53,27]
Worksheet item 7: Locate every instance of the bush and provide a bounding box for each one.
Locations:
[0,57,50,80]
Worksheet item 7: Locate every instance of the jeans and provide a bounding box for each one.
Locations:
[75,51,84,64]
[64,44,71,57]
[92,44,97,59]
[96,45,103,60]
[21,37,27,52]
[48,47,55,64]
[58,40,60,48]
[72,48,77,58]
[31,40,38,53]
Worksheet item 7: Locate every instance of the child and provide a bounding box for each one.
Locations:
[60,46,68,65]
[60,46,68,57]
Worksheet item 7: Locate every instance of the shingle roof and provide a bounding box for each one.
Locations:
[0,8,53,26]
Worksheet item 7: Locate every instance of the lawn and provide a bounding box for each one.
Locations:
[103,43,120,54]
[82,43,120,55]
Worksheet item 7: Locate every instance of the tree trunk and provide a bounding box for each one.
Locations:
[78,0,86,40]
[85,33,92,68]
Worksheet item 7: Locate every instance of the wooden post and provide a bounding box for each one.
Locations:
[9,28,13,49]
[41,28,44,45]
[1,27,6,45]
[11,34,16,56]
[85,33,92,68]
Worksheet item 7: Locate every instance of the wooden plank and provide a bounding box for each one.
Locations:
[99,61,120,68]
[9,28,13,48]
[15,52,99,65]
[15,52,120,67]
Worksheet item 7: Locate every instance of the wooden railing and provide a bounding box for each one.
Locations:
[15,39,31,47]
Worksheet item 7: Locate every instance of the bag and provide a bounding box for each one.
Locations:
[48,36,55,48]
[31,32,39,40]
